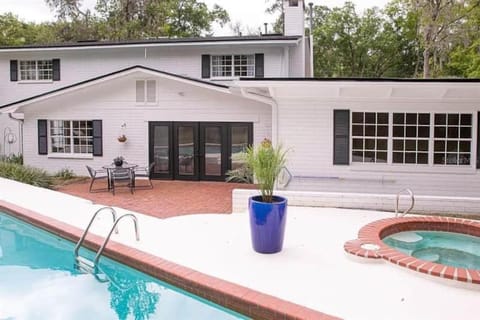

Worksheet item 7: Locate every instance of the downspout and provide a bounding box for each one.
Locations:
[8,113,24,155]
[239,88,279,146]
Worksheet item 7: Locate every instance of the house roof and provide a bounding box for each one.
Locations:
[239,77,480,83]
[0,35,301,51]
[0,65,230,111]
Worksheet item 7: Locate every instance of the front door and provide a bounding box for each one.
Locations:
[149,122,252,181]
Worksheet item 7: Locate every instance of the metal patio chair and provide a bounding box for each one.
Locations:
[110,167,134,195]
[133,162,155,189]
[86,165,109,193]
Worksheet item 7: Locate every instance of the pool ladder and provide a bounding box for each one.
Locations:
[395,188,415,217]
[74,207,140,274]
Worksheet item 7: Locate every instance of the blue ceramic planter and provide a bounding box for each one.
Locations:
[248,195,288,254]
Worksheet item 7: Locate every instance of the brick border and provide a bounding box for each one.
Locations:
[0,200,339,320]
[344,216,480,284]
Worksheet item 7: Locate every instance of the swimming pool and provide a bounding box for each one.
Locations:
[383,231,480,270]
[0,212,248,320]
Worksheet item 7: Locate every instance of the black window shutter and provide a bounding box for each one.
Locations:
[38,120,48,155]
[201,55,210,79]
[52,59,61,81]
[333,110,350,165]
[255,53,264,78]
[477,112,480,169]
[10,60,18,82]
[92,120,103,156]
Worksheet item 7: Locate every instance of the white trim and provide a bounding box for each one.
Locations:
[18,80,54,84]
[0,39,301,52]
[47,153,93,159]
[1,67,230,113]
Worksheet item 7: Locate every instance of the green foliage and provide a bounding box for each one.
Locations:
[43,0,230,41]
[226,152,254,184]
[54,168,76,179]
[0,154,23,165]
[0,162,53,189]
[227,139,287,203]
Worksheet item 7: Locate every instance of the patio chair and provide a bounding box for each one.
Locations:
[86,165,109,193]
[111,167,134,195]
[133,162,155,189]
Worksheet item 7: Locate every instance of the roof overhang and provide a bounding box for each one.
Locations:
[234,78,480,102]
[0,36,301,53]
[0,66,230,113]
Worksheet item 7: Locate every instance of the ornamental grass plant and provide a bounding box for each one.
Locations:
[228,138,288,203]
[0,161,53,189]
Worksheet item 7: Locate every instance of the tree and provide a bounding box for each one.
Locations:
[311,2,418,78]
[265,0,283,33]
[402,0,480,78]
[45,0,229,41]
[0,13,56,46]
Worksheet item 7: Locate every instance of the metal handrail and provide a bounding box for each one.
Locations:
[74,207,118,258]
[93,214,140,267]
[395,188,415,217]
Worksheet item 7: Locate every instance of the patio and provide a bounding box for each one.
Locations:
[56,179,254,219]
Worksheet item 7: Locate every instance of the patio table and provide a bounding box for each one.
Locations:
[102,163,138,190]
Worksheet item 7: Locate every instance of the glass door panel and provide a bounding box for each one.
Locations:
[231,126,250,170]
[149,122,173,179]
[204,127,222,176]
[174,123,199,180]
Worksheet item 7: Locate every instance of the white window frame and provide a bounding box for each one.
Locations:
[136,79,157,104]
[48,120,93,158]
[211,54,255,79]
[433,113,473,166]
[19,60,53,82]
[350,111,475,170]
[392,113,430,165]
[351,112,389,163]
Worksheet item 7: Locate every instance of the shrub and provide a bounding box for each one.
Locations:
[0,162,53,189]
[0,154,23,165]
[54,168,76,179]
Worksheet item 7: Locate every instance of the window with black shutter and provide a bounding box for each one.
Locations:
[333,110,350,165]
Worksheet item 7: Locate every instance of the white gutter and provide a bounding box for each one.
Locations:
[237,88,279,146]
[0,39,301,53]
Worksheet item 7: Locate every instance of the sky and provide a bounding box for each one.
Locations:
[1,0,391,36]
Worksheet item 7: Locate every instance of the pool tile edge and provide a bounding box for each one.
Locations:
[0,200,340,320]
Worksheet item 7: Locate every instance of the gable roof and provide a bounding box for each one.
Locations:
[0,35,301,51]
[0,65,230,112]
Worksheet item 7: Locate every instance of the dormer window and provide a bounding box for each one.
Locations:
[19,60,53,81]
[211,54,255,79]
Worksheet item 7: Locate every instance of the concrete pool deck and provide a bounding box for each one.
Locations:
[0,178,478,319]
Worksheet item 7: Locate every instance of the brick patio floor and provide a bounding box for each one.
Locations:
[57,179,254,219]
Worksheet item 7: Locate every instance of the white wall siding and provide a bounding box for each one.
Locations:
[21,73,271,175]
[0,46,287,105]
[284,0,305,37]
[274,85,480,197]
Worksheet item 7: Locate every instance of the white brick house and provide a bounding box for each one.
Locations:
[1,0,480,197]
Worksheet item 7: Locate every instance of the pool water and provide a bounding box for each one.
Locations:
[0,212,248,320]
[383,231,480,270]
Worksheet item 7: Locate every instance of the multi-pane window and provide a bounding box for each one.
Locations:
[352,112,388,163]
[211,55,255,78]
[50,120,93,154]
[433,113,472,165]
[392,113,430,164]
[19,60,53,81]
[136,80,156,103]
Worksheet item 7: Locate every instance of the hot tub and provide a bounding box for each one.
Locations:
[344,216,480,285]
